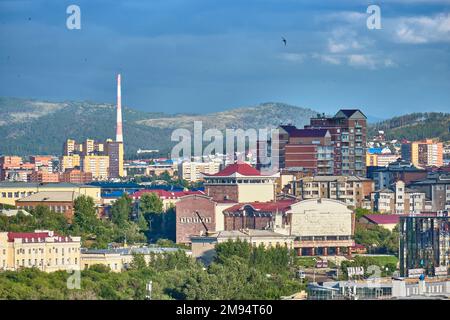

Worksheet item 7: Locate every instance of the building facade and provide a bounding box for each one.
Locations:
[307,109,367,177]
[371,180,426,214]
[203,163,278,203]
[178,161,221,182]
[0,230,81,272]
[402,139,444,169]
[399,213,450,277]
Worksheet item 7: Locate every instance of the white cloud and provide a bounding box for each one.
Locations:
[392,13,450,44]
[348,54,376,69]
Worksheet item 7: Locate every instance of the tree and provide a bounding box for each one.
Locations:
[72,195,98,235]
[139,193,163,214]
[111,194,132,226]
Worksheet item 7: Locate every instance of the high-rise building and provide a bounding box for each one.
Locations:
[105,139,124,179]
[399,213,450,277]
[81,155,109,180]
[178,161,221,182]
[401,139,444,168]
[306,109,367,177]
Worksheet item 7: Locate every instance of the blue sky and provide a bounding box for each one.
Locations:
[0,0,449,118]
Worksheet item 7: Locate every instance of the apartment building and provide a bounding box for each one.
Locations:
[0,230,81,272]
[28,170,60,183]
[284,129,334,175]
[81,156,110,180]
[178,161,221,182]
[306,109,367,176]
[408,173,450,211]
[371,180,426,214]
[402,139,444,168]
[287,175,374,208]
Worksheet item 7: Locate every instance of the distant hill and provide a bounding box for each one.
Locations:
[368,112,450,142]
[0,98,317,157]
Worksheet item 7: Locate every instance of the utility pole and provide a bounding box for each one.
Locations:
[146,281,152,300]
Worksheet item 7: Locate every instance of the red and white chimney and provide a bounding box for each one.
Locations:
[116,73,123,143]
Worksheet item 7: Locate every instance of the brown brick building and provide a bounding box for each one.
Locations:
[176,194,232,244]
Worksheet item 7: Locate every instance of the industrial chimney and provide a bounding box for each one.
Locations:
[116,74,123,143]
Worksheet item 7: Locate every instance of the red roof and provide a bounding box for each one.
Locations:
[7,231,51,242]
[204,163,262,177]
[362,214,401,225]
[224,200,295,213]
[131,189,204,200]
[363,213,439,225]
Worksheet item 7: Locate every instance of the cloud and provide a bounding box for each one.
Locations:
[393,13,450,44]
[278,53,307,63]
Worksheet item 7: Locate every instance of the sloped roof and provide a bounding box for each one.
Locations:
[363,214,401,225]
[15,191,80,202]
[335,109,367,119]
[203,163,262,177]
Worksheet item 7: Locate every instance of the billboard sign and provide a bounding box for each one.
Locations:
[434,266,448,277]
[408,268,425,278]
[347,266,364,278]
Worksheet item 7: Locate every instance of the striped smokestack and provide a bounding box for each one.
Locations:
[116,73,123,143]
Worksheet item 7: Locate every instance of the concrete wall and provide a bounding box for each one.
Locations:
[289,199,353,237]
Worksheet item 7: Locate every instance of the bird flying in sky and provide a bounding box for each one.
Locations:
[282,37,287,46]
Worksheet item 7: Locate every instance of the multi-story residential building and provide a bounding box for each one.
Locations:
[203,162,278,203]
[306,109,367,177]
[60,155,81,172]
[62,138,124,179]
[0,182,101,206]
[367,159,428,191]
[29,156,54,171]
[402,139,444,169]
[371,180,426,214]
[286,175,373,208]
[0,230,81,272]
[178,161,221,182]
[60,168,93,184]
[63,139,83,156]
[81,155,110,180]
[0,156,35,182]
[28,170,60,183]
[284,129,334,175]
[399,213,449,277]
[408,173,450,211]
[105,139,125,178]
[15,191,81,220]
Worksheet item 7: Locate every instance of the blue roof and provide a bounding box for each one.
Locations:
[368,148,383,155]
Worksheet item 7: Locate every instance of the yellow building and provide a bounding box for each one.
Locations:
[0,230,81,272]
[0,182,101,206]
[178,161,221,182]
[61,155,81,171]
[402,139,444,168]
[81,155,110,180]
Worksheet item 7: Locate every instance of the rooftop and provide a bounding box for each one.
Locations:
[15,191,80,203]
[0,181,97,189]
[289,128,329,138]
[203,162,263,177]
[223,200,295,213]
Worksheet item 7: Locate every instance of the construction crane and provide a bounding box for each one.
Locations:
[194,210,209,235]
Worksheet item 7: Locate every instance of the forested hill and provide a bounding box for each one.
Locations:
[0,97,317,157]
[369,112,450,141]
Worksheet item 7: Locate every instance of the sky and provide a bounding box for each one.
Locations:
[0,0,449,118]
